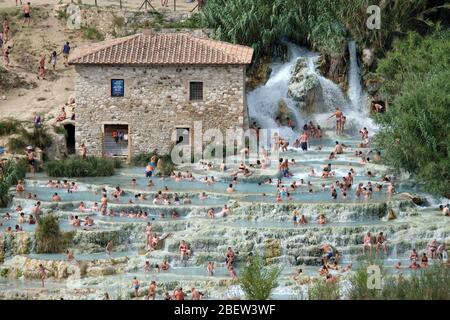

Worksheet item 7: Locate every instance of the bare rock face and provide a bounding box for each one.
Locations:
[287,58,324,114]
[362,48,374,67]
[0,255,129,280]
[45,130,68,161]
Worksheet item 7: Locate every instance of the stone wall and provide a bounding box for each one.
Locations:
[74,64,246,157]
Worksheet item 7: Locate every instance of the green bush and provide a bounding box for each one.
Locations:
[0,268,9,278]
[374,29,450,196]
[381,263,450,300]
[81,26,105,41]
[345,260,450,300]
[159,12,204,29]
[6,127,53,154]
[238,254,282,300]
[35,215,75,254]
[308,279,341,300]
[45,156,121,177]
[56,9,69,21]
[0,118,21,136]
[0,159,27,207]
[200,0,442,61]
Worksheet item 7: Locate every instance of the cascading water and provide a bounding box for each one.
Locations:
[247,43,307,141]
[347,40,363,111]
[344,40,378,136]
[247,41,378,141]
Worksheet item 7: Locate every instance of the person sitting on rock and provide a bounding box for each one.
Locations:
[179,240,191,259]
[56,107,66,122]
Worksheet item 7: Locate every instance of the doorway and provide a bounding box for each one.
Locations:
[64,124,76,154]
[103,124,129,157]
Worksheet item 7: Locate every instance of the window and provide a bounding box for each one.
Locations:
[111,79,125,97]
[189,82,203,101]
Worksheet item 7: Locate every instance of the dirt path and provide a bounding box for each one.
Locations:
[0,1,200,121]
[0,4,88,121]
[0,0,198,12]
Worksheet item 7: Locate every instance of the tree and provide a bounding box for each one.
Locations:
[0,159,26,207]
[238,254,282,300]
[35,215,75,253]
[374,29,450,196]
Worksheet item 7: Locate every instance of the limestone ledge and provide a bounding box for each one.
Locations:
[0,255,129,280]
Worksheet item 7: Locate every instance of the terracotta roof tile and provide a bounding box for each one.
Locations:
[69,32,254,65]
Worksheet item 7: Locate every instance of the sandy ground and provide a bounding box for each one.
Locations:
[0,0,198,122]
[0,5,86,121]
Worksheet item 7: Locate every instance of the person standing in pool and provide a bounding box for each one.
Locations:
[132,276,140,298]
[173,287,185,300]
[105,240,113,257]
[146,155,157,177]
[207,261,215,276]
[147,281,156,300]
[25,147,35,176]
[191,287,202,300]
[66,249,74,261]
[299,131,309,151]
[328,107,344,135]
[38,264,49,287]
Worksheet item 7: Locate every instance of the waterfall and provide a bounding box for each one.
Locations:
[247,41,378,141]
[347,40,363,111]
[247,43,307,141]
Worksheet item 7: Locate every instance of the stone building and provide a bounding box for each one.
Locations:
[69,31,253,158]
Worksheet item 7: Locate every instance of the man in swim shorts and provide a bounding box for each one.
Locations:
[22,2,32,26]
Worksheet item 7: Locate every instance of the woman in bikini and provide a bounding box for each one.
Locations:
[179,240,190,259]
[363,232,373,255]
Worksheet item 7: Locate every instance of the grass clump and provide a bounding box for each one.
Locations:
[159,12,204,29]
[45,156,122,177]
[381,263,450,300]
[0,159,27,207]
[308,279,340,300]
[346,256,450,300]
[56,8,69,21]
[6,127,53,154]
[35,215,75,253]
[239,254,282,300]
[0,268,9,278]
[81,26,105,41]
[0,118,21,136]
